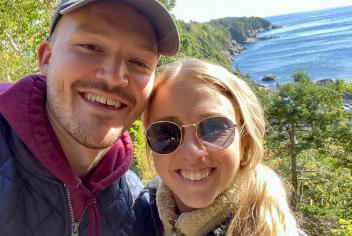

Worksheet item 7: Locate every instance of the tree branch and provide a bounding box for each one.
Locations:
[4,30,21,53]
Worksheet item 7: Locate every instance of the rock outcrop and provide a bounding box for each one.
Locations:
[262,74,278,81]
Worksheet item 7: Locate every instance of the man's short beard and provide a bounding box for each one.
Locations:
[46,77,128,150]
[48,94,122,149]
[61,115,122,149]
[68,128,118,149]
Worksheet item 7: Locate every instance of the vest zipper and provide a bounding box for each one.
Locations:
[64,185,81,236]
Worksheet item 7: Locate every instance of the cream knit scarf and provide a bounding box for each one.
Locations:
[156,172,245,236]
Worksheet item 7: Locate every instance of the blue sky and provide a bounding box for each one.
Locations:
[172,0,352,22]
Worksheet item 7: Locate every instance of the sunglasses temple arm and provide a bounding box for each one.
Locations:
[221,129,236,147]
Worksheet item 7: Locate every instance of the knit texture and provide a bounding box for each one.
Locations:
[157,172,246,236]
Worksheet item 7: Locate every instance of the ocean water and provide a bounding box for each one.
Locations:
[234,5,352,85]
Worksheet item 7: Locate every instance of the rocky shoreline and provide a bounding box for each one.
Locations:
[223,24,352,113]
[343,94,352,112]
[225,25,281,62]
[223,40,247,61]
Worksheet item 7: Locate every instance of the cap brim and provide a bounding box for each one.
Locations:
[60,0,179,56]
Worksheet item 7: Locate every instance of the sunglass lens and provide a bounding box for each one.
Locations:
[198,117,235,149]
[146,122,181,154]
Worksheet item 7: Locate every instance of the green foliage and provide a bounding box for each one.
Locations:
[0,0,57,82]
[266,72,348,156]
[177,21,232,68]
[331,219,352,236]
[263,71,352,235]
[210,17,272,43]
[159,19,233,70]
[297,149,352,214]
[159,0,176,11]
[159,16,272,71]
[128,120,156,183]
[293,69,311,83]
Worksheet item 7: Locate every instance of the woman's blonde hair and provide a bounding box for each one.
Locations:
[143,58,298,236]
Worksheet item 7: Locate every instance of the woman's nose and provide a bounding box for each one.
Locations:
[177,127,207,160]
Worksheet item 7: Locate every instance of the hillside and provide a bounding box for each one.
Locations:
[163,16,277,70]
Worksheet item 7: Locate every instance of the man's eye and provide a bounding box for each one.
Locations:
[78,44,101,52]
[130,59,149,69]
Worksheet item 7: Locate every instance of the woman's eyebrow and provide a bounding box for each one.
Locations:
[154,116,180,123]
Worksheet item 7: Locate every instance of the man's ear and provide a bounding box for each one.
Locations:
[38,41,52,75]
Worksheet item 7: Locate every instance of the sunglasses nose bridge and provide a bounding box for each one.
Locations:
[180,123,197,138]
[180,123,207,153]
[180,123,196,128]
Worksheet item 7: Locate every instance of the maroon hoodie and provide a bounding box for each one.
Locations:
[0,75,134,236]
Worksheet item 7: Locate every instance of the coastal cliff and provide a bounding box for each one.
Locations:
[210,17,279,59]
[174,17,279,68]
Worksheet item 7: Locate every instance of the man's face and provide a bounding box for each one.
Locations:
[39,0,159,149]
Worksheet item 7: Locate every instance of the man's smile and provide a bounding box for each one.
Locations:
[83,93,123,109]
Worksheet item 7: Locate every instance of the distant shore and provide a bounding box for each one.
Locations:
[226,24,281,61]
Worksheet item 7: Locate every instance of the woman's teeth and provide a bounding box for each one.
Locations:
[180,169,212,181]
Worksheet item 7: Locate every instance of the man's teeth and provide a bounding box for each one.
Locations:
[180,169,211,181]
[85,94,121,108]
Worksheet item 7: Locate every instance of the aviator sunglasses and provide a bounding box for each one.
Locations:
[146,116,237,155]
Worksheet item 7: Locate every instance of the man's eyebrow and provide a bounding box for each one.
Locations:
[73,24,158,54]
[73,24,111,37]
[135,43,158,55]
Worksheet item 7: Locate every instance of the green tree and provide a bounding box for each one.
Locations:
[159,0,176,11]
[210,16,272,43]
[128,120,156,183]
[266,70,350,209]
[0,0,57,81]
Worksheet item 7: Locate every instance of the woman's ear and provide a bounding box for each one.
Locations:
[38,41,52,75]
[239,134,250,167]
[240,137,246,158]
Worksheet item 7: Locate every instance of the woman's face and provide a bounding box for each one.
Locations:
[147,76,243,212]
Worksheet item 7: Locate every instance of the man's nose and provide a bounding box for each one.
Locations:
[96,57,128,87]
